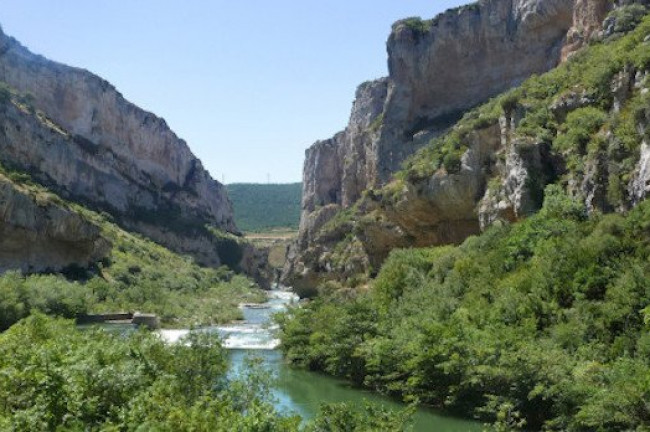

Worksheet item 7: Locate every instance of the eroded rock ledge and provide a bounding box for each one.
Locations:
[0,176,110,273]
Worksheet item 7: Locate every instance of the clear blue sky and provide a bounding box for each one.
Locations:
[1,1,466,184]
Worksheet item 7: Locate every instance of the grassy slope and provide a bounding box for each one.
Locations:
[279,10,650,431]
[226,183,301,232]
[0,160,264,331]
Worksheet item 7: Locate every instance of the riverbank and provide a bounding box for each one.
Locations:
[230,349,483,432]
[157,289,483,431]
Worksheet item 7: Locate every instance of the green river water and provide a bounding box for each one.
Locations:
[217,291,484,431]
[228,349,484,431]
[101,290,484,431]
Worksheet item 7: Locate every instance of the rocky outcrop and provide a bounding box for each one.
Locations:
[562,0,611,59]
[239,243,273,291]
[631,141,650,202]
[300,0,576,217]
[0,176,110,273]
[302,79,389,213]
[380,0,572,178]
[286,0,650,292]
[284,0,582,289]
[630,73,650,203]
[0,26,239,268]
[478,114,558,226]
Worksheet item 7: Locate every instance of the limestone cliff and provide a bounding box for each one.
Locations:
[285,0,649,294]
[301,0,577,214]
[0,26,239,268]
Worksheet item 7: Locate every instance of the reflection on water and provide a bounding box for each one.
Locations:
[161,289,483,431]
[229,350,483,432]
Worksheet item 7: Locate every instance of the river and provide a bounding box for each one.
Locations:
[159,290,483,431]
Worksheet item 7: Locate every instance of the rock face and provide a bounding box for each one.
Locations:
[381,0,572,179]
[285,0,581,289]
[0,176,110,273]
[0,26,239,268]
[302,79,389,213]
[562,0,611,59]
[301,0,575,216]
[285,0,638,292]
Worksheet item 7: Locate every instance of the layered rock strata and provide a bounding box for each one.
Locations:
[285,0,628,292]
[0,26,239,268]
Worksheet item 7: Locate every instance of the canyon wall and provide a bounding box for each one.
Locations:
[0,27,240,268]
[285,0,617,293]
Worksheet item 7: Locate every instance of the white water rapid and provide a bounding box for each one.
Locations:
[157,290,300,349]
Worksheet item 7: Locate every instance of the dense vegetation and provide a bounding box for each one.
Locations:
[0,314,412,431]
[227,183,302,232]
[279,187,650,430]
[279,9,650,431]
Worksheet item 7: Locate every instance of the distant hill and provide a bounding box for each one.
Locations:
[227,183,302,232]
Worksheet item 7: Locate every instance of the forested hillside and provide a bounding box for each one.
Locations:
[227,183,301,232]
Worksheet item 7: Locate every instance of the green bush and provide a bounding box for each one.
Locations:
[554,106,607,154]
[280,193,650,430]
[399,17,430,35]
[0,314,413,431]
[0,272,92,331]
[499,90,520,113]
[305,402,414,432]
[442,152,462,173]
[608,4,648,34]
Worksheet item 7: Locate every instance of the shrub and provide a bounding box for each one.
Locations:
[607,4,648,34]
[0,314,307,430]
[443,152,462,173]
[399,17,430,35]
[305,402,414,432]
[499,91,520,113]
[539,184,586,221]
[554,106,607,154]
[369,113,384,132]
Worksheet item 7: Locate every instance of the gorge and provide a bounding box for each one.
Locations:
[2,0,650,430]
